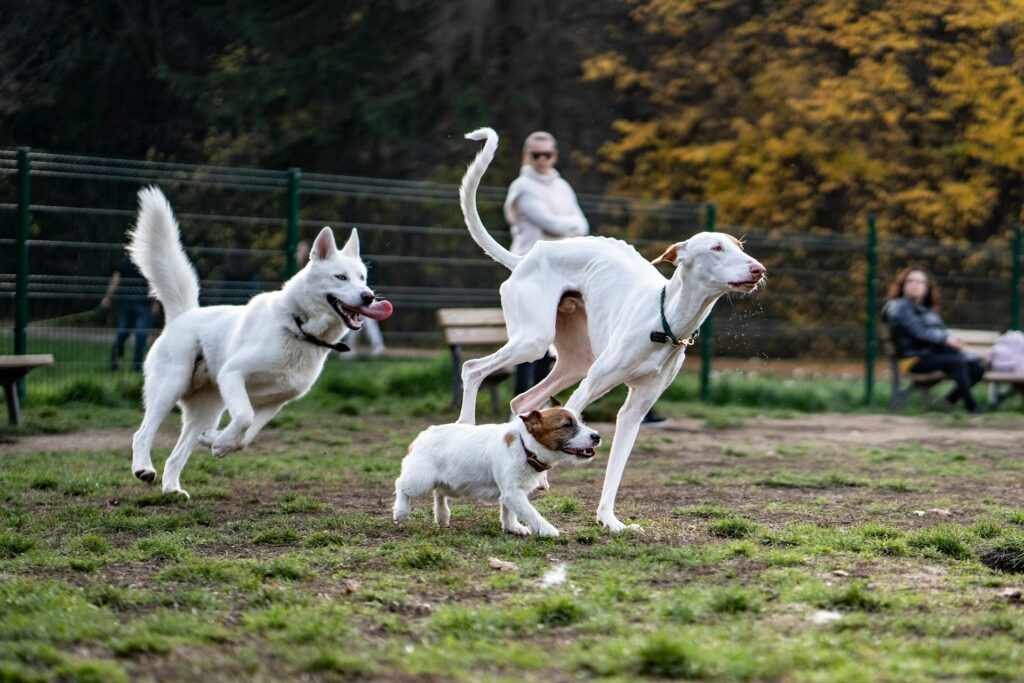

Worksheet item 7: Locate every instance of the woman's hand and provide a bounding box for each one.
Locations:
[946,336,964,350]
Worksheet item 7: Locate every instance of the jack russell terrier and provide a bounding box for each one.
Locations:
[393,400,600,537]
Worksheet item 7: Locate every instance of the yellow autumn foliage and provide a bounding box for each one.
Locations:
[584,0,1024,242]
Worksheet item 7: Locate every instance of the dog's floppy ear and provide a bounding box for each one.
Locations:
[549,395,562,407]
[311,227,338,261]
[651,240,692,267]
[519,410,543,431]
[340,228,360,258]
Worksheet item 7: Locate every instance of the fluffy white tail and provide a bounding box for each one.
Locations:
[126,187,200,323]
[460,128,522,271]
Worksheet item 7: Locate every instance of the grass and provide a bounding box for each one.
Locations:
[2,357,1024,680]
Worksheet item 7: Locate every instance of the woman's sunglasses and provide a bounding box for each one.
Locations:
[530,151,554,160]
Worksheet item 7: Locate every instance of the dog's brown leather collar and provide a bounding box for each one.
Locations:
[293,316,350,353]
[519,435,551,472]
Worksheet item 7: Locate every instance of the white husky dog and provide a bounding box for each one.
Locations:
[127,187,393,498]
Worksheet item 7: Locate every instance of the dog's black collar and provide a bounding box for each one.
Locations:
[519,435,551,473]
[293,316,350,353]
[650,286,697,347]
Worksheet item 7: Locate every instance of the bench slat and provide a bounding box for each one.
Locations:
[983,372,1024,383]
[0,354,55,369]
[437,308,506,327]
[444,327,509,345]
[949,328,1001,345]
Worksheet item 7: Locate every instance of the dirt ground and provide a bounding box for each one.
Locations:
[9,411,1020,455]
[8,412,1022,534]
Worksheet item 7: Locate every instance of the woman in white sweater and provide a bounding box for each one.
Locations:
[503,131,589,257]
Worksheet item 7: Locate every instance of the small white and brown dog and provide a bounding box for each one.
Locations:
[393,401,600,537]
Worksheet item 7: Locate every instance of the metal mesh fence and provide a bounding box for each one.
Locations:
[2,148,1021,402]
[1,149,709,396]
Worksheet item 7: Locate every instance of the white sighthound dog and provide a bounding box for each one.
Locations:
[393,401,600,537]
[128,187,393,498]
[457,128,767,532]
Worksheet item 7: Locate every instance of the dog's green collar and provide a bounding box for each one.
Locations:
[650,286,695,347]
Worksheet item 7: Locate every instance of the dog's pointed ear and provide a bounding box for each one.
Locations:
[311,227,338,261]
[549,395,562,407]
[519,410,543,431]
[651,240,691,267]
[340,228,360,258]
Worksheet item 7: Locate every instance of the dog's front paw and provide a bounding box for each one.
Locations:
[210,434,242,458]
[535,472,550,492]
[597,513,643,534]
[198,429,220,448]
[504,523,532,537]
[162,485,190,500]
[536,524,560,538]
[133,467,157,483]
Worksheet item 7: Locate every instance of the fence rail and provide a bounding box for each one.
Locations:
[1,147,1021,405]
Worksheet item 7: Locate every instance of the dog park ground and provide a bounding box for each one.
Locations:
[2,357,1024,682]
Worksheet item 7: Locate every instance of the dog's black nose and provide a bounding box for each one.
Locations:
[361,292,374,306]
[591,433,601,445]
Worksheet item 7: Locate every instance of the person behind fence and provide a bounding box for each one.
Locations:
[101,254,159,371]
[883,266,984,414]
[503,131,589,397]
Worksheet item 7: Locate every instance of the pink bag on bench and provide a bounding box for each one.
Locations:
[987,331,1024,374]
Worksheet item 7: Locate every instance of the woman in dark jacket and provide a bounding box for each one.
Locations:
[883,267,984,413]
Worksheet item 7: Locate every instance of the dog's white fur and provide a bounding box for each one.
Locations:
[393,408,600,537]
[128,187,391,498]
[457,128,767,532]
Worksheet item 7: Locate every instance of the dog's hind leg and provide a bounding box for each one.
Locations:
[433,490,451,527]
[393,486,412,523]
[459,284,560,424]
[161,393,223,498]
[511,307,596,413]
[132,356,193,483]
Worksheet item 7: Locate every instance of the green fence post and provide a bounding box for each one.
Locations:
[700,203,717,402]
[15,148,31,399]
[286,168,301,278]
[1012,222,1022,331]
[865,214,878,406]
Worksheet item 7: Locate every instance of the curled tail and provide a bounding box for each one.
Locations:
[126,187,200,323]
[460,128,522,271]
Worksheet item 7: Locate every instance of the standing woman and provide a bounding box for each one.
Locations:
[504,132,589,396]
[883,267,985,413]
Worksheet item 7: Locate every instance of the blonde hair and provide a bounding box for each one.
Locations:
[522,131,557,155]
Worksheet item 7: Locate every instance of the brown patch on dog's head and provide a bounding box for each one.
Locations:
[520,407,580,452]
[504,431,515,447]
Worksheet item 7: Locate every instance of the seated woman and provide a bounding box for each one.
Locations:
[883,267,984,414]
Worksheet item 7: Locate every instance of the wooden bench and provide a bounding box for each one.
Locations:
[437,308,513,415]
[0,354,55,425]
[883,328,1024,410]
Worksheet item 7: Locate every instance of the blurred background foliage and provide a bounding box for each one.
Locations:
[3,0,1023,240]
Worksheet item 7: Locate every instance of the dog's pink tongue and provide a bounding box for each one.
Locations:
[358,299,393,321]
